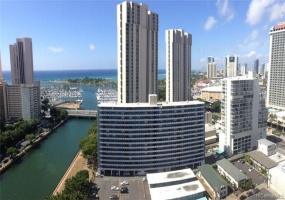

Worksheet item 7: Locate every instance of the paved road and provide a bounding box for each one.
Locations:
[233,161,266,186]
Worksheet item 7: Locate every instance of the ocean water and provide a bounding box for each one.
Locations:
[2,69,166,83]
[2,69,166,110]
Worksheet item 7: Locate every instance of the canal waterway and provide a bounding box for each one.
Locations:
[0,119,94,200]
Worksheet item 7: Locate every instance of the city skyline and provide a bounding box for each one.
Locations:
[1,0,285,71]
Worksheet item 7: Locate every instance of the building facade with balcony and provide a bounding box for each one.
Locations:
[267,22,285,110]
[97,95,205,176]
[219,71,267,156]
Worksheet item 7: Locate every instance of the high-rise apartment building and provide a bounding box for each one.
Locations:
[254,59,259,75]
[97,95,205,176]
[207,56,217,79]
[10,38,34,85]
[224,55,238,77]
[166,29,191,102]
[8,37,40,120]
[259,63,265,76]
[0,80,8,128]
[240,64,248,75]
[117,1,158,103]
[219,71,267,156]
[6,83,40,120]
[0,53,2,80]
[267,22,285,110]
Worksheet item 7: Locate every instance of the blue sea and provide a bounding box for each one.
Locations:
[2,69,166,83]
[2,69,166,110]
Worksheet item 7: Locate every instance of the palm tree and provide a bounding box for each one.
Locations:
[269,114,274,128]
[278,120,282,131]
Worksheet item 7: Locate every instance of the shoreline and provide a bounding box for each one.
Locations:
[52,150,92,195]
[0,118,69,175]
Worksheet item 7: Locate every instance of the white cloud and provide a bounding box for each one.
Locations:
[250,29,258,40]
[89,44,96,51]
[244,51,256,58]
[216,0,235,21]
[48,46,63,53]
[246,0,275,25]
[204,16,217,31]
[268,2,285,22]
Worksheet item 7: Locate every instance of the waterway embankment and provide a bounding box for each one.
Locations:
[0,119,94,200]
[0,118,69,175]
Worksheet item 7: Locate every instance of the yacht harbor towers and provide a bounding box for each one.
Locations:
[10,38,34,85]
[267,22,285,110]
[117,1,158,103]
[166,29,192,102]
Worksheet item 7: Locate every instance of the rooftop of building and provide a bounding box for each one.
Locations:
[98,100,204,108]
[200,86,222,92]
[271,21,285,31]
[269,160,285,185]
[149,180,206,200]
[246,150,278,169]
[146,168,195,185]
[269,152,285,163]
[216,159,248,182]
[205,124,216,132]
[258,138,276,147]
[198,164,229,193]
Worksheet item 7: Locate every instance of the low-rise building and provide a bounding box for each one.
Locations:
[200,86,222,101]
[257,139,277,156]
[216,159,248,188]
[197,164,228,199]
[147,169,207,200]
[205,124,217,145]
[245,151,278,173]
[268,161,285,197]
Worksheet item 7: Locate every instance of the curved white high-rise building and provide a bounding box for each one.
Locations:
[97,95,205,176]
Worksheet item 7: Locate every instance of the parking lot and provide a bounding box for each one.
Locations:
[233,161,267,186]
[95,176,151,200]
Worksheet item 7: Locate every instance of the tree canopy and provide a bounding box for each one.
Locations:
[79,122,98,160]
[47,170,89,200]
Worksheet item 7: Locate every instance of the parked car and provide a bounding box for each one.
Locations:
[120,181,129,186]
[249,167,255,172]
[109,195,119,199]
[111,186,119,191]
[246,191,254,197]
[239,195,247,200]
[120,187,128,193]
[142,177,146,182]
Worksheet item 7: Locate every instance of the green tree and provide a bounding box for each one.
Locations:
[240,179,254,190]
[47,170,89,200]
[25,134,35,141]
[7,147,18,156]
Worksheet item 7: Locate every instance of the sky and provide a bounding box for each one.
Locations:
[0,0,285,71]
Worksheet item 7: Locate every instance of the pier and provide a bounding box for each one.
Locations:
[67,110,97,119]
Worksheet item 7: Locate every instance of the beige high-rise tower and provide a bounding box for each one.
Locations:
[117,1,158,103]
[10,38,34,85]
[166,29,191,102]
[207,56,217,78]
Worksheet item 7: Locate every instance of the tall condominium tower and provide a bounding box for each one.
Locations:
[267,22,285,110]
[10,38,34,85]
[117,1,158,103]
[219,71,267,156]
[166,29,191,102]
[259,63,265,76]
[207,56,217,79]
[254,59,259,75]
[224,55,238,77]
